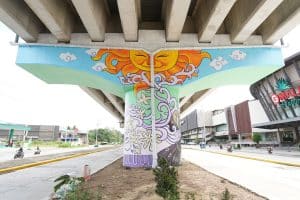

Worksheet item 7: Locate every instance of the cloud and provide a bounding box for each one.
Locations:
[230,50,246,60]
[92,62,106,71]
[85,49,98,57]
[59,52,77,62]
[209,56,228,70]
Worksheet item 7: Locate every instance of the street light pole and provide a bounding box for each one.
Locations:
[96,131,98,145]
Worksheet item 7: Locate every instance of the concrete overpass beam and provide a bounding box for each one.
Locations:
[25,0,74,42]
[117,0,139,41]
[228,0,283,44]
[194,0,237,43]
[71,0,108,42]
[259,0,300,44]
[0,0,41,42]
[164,0,191,42]
[103,92,125,116]
[80,87,123,122]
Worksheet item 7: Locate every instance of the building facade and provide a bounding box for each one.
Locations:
[181,100,280,145]
[0,124,88,144]
[27,125,60,141]
[181,110,212,144]
[250,52,300,144]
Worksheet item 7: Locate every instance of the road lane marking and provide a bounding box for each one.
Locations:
[0,147,117,174]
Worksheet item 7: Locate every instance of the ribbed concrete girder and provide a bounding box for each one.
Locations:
[80,87,124,122]
[24,0,74,42]
[180,89,213,116]
[71,0,108,42]
[226,0,283,43]
[117,0,139,41]
[0,0,42,42]
[194,0,237,43]
[260,0,300,44]
[0,0,299,44]
[164,0,191,41]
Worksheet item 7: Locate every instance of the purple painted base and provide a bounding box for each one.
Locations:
[123,154,153,168]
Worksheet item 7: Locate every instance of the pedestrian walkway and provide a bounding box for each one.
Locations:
[183,145,300,167]
[182,148,300,200]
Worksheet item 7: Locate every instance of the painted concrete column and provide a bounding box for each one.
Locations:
[123,86,181,168]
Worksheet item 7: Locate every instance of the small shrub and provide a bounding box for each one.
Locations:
[184,192,196,200]
[53,175,102,200]
[58,142,72,148]
[153,157,179,200]
[64,185,102,200]
[221,188,234,200]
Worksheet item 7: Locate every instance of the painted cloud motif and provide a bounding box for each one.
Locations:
[59,52,77,62]
[209,56,228,70]
[92,62,107,71]
[230,50,246,60]
[85,49,98,57]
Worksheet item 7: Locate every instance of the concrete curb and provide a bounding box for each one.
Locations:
[0,147,114,174]
[184,147,300,168]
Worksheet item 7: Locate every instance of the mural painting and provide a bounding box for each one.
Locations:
[16,45,284,167]
[92,49,211,167]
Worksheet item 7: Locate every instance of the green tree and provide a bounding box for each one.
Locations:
[88,128,123,144]
[252,133,262,146]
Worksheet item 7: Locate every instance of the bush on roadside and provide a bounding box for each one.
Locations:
[184,192,196,200]
[52,174,102,200]
[153,157,179,200]
[64,185,102,200]
[58,142,72,148]
[221,188,234,200]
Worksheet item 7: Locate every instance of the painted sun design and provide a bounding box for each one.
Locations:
[92,49,211,92]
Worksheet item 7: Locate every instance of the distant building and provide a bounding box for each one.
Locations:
[181,100,280,146]
[27,125,60,141]
[181,110,212,144]
[0,124,88,145]
[60,129,88,145]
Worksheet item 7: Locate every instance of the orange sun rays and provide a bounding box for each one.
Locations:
[92,49,211,93]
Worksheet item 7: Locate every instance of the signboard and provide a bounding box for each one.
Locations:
[271,78,300,108]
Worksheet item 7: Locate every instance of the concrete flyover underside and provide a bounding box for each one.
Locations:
[1,0,300,123]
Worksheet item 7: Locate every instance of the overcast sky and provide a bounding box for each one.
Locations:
[0,22,299,131]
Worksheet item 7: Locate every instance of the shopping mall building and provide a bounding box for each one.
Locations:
[181,52,300,146]
[250,52,300,144]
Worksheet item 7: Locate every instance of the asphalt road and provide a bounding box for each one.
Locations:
[0,148,122,200]
[182,148,300,200]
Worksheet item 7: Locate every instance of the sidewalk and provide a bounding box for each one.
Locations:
[183,145,300,166]
[182,148,300,200]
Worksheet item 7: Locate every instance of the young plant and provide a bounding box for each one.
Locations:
[221,188,233,200]
[53,174,85,199]
[184,192,196,200]
[153,157,179,200]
